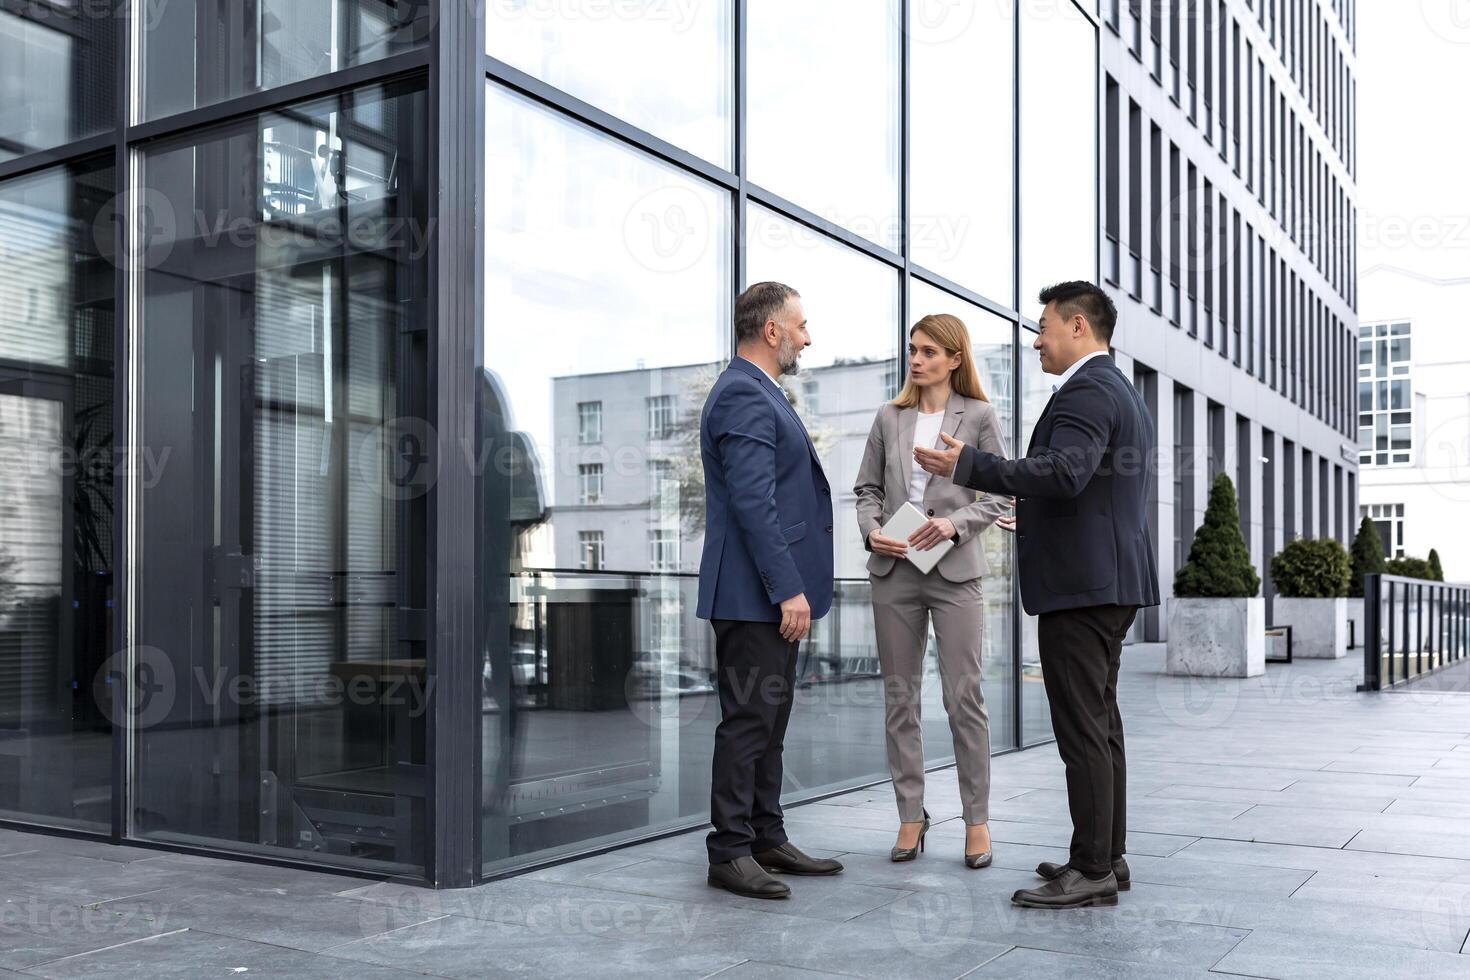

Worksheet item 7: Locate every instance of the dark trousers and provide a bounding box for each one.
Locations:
[1036,603,1138,875]
[707,619,797,864]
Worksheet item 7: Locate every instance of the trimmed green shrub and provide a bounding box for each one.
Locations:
[1270,537,1351,598]
[1386,556,1434,580]
[1428,549,1445,582]
[1349,515,1386,598]
[1175,474,1261,598]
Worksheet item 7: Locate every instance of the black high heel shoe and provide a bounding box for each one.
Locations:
[890,808,930,862]
[964,823,992,869]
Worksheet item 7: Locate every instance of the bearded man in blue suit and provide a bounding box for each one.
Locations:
[696,281,843,899]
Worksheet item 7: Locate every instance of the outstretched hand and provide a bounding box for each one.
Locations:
[913,431,964,479]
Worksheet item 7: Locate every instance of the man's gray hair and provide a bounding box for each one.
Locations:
[735,281,799,346]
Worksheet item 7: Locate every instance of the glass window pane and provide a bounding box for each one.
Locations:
[909,278,1017,751]
[910,2,1014,305]
[487,0,733,168]
[135,80,430,874]
[0,158,115,830]
[745,203,904,792]
[1020,0,1098,309]
[1019,324,1052,744]
[483,83,732,873]
[140,0,428,121]
[747,0,901,250]
[0,9,115,162]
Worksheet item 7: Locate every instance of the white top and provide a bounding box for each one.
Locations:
[1051,349,1110,393]
[908,410,946,505]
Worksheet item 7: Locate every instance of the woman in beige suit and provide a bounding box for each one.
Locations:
[854,313,1010,867]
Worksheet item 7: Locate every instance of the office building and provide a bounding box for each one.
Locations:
[0,0,1354,888]
[1357,265,1470,580]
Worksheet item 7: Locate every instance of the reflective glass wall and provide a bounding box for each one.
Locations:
[0,157,116,830]
[481,0,1098,874]
[132,80,431,874]
[0,0,1096,886]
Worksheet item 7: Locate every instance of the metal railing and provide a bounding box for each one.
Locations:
[1361,573,1470,691]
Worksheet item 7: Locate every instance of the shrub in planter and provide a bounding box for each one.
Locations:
[1386,556,1433,580]
[1271,538,1351,598]
[1271,538,1351,659]
[1168,475,1264,677]
[1349,515,1385,598]
[1428,549,1445,582]
[1174,474,1260,598]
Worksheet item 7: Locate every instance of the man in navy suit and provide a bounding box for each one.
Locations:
[697,281,843,899]
[915,281,1160,910]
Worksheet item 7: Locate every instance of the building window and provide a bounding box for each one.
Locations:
[578,531,605,571]
[1358,321,1412,466]
[650,459,678,510]
[1361,503,1405,559]
[646,394,676,440]
[802,378,821,415]
[883,365,899,400]
[578,400,602,444]
[578,463,603,505]
[649,529,680,572]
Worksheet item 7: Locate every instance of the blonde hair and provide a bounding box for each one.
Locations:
[890,313,989,408]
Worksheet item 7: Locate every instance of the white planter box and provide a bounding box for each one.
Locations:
[1273,597,1349,659]
[1166,597,1266,677]
[1346,597,1364,647]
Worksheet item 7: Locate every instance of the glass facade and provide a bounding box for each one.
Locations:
[0,0,1097,887]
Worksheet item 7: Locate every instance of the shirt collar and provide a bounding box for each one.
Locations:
[1051,350,1109,393]
[738,355,782,388]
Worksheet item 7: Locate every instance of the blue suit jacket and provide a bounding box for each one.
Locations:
[696,358,834,623]
[951,354,1161,616]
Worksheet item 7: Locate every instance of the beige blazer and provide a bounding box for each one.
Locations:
[854,391,1011,584]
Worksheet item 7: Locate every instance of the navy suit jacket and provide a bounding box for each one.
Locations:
[951,353,1161,616]
[696,358,834,623]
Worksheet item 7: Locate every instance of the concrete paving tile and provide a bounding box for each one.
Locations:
[1209,927,1470,980]
[324,913,740,979]
[964,946,1227,978]
[19,929,442,979]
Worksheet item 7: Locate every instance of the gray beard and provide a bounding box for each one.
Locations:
[776,333,802,376]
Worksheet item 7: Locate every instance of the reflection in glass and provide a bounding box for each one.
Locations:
[910,2,1014,306]
[909,279,1017,752]
[1019,0,1098,308]
[0,159,116,829]
[747,0,901,250]
[745,205,900,795]
[0,8,114,162]
[134,80,430,873]
[483,83,731,871]
[140,0,429,120]
[1019,325,1054,744]
[487,0,733,168]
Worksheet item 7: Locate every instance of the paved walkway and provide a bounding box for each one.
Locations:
[4,644,1470,978]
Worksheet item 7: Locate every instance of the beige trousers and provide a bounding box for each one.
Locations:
[870,559,991,825]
